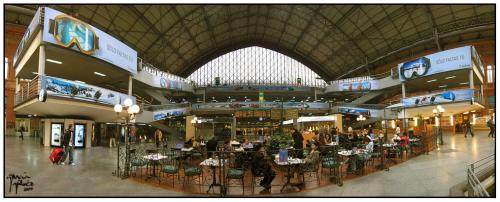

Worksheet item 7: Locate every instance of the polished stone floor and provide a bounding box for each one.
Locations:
[4,131,495,197]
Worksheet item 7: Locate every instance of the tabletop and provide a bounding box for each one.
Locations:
[200,158,227,167]
[181,147,194,152]
[383,143,397,147]
[143,153,168,161]
[338,149,367,156]
[230,141,241,145]
[274,156,305,165]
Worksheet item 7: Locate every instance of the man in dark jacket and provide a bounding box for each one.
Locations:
[252,144,275,193]
[291,128,304,158]
[464,121,474,138]
[60,124,75,165]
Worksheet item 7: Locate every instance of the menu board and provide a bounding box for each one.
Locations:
[51,123,63,147]
[285,109,299,120]
[271,109,282,120]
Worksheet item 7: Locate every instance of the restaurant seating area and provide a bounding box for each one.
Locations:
[125,136,426,196]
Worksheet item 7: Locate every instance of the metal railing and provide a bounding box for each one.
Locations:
[466,154,494,197]
[14,75,40,106]
[329,70,393,85]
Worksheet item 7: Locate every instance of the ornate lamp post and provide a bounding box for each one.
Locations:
[356,115,367,129]
[114,98,140,179]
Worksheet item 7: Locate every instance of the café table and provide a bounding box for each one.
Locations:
[200,158,227,193]
[143,153,168,181]
[338,149,367,174]
[274,157,305,192]
[383,143,399,164]
[409,138,422,155]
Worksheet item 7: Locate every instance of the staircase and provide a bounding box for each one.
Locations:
[350,91,384,104]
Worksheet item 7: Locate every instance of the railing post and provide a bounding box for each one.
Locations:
[27,82,30,98]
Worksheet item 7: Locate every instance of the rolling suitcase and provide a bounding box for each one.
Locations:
[49,148,64,164]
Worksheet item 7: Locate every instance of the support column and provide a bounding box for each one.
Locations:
[334,114,343,133]
[202,90,206,103]
[401,82,407,133]
[293,118,299,130]
[186,116,194,141]
[480,84,484,103]
[128,75,133,96]
[314,88,318,101]
[231,116,236,139]
[401,82,406,98]
[38,44,46,76]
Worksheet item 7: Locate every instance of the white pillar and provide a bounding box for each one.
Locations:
[314,88,318,101]
[401,82,406,98]
[38,44,46,76]
[293,118,299,130]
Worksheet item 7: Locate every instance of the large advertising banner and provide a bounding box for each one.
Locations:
[192,102,329,110]
[74,124,85,148]
[402,89,474,108]
[398,46,472,81]
[42,7,137,74]
[338,107,371,116]
[338,80,378,91]
[206,85,312,92]
[44,76,135,106]
[13,8,42,66]
[153,108,187,121]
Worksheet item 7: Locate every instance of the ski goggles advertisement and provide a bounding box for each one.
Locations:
[43,7,137,74]
[398,46,472,81]
[43,76,135,106]
[338,80,373,91]
[338,107,371,116]
[13,8,42,66]
[402,89,474,108]
[153,108,187,121]
[193,102,329,110]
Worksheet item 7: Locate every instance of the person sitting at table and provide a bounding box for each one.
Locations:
[252,144,275,193]
[206,136,218,158]
[392,133,401,144]
[364,138,374,153]
[303,142,320,165]
[185,136,195,148]
[242,138,253,149]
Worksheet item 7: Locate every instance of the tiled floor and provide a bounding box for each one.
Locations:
[4,131,495,197]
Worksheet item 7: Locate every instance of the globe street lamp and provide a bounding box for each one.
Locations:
[357,115,367,130]
[432,105,445,145]
[114,97,140,178]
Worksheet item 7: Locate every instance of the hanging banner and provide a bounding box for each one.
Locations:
[192,102,329,110]
[206,85,311,92]
[44,76,135,106]
[338,80,375,91]
[338,107,371,116]
[401,89,474,108]
[13,8,42,66]
[42,7,137,74]
[153,108,187,120]
[398,46,472,81]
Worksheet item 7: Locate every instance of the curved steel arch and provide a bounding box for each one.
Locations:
[177,39,332,81]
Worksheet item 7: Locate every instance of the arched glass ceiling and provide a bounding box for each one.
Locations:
[187,46,327,88]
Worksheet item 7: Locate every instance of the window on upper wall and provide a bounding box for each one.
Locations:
[487,65,494,83]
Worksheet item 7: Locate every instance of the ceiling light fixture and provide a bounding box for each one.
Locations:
[439,85,448,88]
[460,82,469,85]
[46,59,62,64]
[94,72,107,77]
[75,80,86,84]
[427,79,437,83]
[445,76,456,80]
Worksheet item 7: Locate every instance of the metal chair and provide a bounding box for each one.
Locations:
[129,149,147,179]
[159,152,180,187]
[226,153,245,195]
[182,163,204,193]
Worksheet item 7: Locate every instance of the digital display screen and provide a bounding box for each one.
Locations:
[51,123,63,147]
[74,124,85,147]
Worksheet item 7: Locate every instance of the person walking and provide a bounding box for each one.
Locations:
[487,115,495,138]
[19,125,25,140]
[109,126,117,148]
[464,121,475,138]
[60,124,75,166]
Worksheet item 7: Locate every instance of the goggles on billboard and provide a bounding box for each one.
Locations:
[48,15,99,54]
[412,91,456,105]
[400,57,431,80]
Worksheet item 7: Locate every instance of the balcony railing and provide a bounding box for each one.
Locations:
[466,154,494,197]
[15,75,40,106]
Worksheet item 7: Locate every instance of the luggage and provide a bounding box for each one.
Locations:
[49,148,64,164]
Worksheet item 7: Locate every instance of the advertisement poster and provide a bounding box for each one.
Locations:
[338,80,374,91]
[338,107,371,116]
[402,89,474,108]
[42,7,137,74]
[192,102,329,110]
[398,46,472,81]
[74,124,85,148]
[51,123,63,147]
[44,76,135,106]
[153,108,187,121]
[13,8,41,66]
